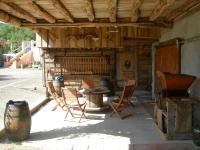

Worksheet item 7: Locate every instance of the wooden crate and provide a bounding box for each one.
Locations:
[154,97,199,140]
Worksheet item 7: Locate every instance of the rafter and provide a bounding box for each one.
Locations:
[131,0,143,22]
[107,0,117,22]
[0,10,21,26]
[165,0,200,22]
[50,0,74,23]
[29,1,56,23]
[0,2,37,23]
[149,0,176,21]
[83,0,95,22]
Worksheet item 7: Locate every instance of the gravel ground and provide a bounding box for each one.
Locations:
[0,68,46,129]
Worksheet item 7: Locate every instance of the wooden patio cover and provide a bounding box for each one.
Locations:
[0,0,199,29]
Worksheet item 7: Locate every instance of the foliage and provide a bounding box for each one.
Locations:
[0,23,35,53]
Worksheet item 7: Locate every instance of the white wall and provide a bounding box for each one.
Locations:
[160,11,200,41]
[160,11,200,98]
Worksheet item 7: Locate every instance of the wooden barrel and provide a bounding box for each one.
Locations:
[100,78,109,87]
[53,80,64,96]
[4,100,31,141]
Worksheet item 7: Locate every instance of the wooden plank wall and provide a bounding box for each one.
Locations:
[36,26,160,48]
[155,43,180,74]
[138,45,152,90]
[122,38,154,90]
[43,48,115,87]
[39,26,160,89]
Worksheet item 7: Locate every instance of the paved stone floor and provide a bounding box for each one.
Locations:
[0,100,198,150]
[0,68,199,150]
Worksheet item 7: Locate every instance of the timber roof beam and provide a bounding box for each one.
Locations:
[108,0,117,22]
[29,1,56,23]
[150,0,176,21]
[83,0,95,22]
[0,10,21,26]
[0,2,37,23]
[131,0,143,22]
[21,21,172,28]
[165,0,200,21]
[50,0,74,23]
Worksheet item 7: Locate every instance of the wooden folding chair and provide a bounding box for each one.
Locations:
[126,80,136,107]
[109,84,135,119]
[47,81,67,111]
[61,87,87,123]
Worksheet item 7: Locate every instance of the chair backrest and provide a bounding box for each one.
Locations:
[82,80,94,89]
[122,84,135,99]
[124,80,136,98]
[61,88,83,108]
[116,84,135,108]
[62,88,78,102]
[47,81,64,108]
[126,80,136,86]
[47,81,58,98]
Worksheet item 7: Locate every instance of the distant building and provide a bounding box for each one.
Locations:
[3,41,41,68]
[22,40,41,62]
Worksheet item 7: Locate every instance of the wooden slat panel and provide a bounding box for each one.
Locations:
[155,44,180,74]
[54,56,110,77]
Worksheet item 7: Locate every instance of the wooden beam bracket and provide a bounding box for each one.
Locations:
[83,0,95,22]
[131,0,143,22]
[108,0,117,22]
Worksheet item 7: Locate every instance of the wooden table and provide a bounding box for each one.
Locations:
[83,88,110,112]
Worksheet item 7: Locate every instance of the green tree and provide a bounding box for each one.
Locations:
[0,23,35,53]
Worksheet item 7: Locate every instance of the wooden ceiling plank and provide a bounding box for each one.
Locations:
[165,0,200,21]
[0,2,37,23]
[50,0,74,23]
[29,1,56,23]
[83,0,95,22]
[108,0,117,22]
[0,10,21,26]
[149,0,176,21]
[131,0,143,22]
